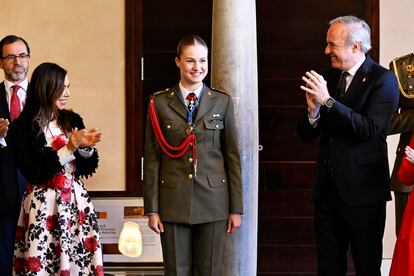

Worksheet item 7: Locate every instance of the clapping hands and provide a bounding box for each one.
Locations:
[405,146,414,164]
[67,128,102,152]
[0,118,9,138]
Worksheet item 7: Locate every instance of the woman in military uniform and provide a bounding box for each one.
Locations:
[143,35,243,276]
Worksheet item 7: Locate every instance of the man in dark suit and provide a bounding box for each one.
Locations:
[0,35,30,275]
[297,16,399,275]
[144,35,243,276]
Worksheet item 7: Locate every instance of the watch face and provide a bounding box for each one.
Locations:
[326,97,335,107]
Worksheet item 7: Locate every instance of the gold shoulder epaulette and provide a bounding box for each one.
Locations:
[153,88,171,95]
[393,52,414,63]
[391,52,414,98]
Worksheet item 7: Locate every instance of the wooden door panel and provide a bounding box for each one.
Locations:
[144,25,211,52]
[258,24,327,51]
[139,0,378,273]
[258,52,331,79]
[259,80,305,107]
[258,245,316,273]
[257,0,364,23]
[260,162,316,190]
[259,190,314,217]
[259,218,314,244]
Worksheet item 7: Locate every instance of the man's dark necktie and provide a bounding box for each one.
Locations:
[186,92,197,111]
[10,84,22,121]
[338,71,350,97]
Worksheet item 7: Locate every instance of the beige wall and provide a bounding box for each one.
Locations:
[0,0,126,191]
[2,0,411,257]
[380,0,414,258]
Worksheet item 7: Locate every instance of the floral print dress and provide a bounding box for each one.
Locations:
[13,123,104,276]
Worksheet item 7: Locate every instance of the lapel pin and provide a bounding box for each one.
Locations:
[362,77,366,82]
[208,91,212,96]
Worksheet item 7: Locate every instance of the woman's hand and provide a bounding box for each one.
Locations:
[148,214,164,234]
[405,146,414,164]
[67,128,102,153]
[227,213,241,233]
[80,128,102,147]
[67,128,86,152]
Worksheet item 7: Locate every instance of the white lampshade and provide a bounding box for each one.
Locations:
[118,221,143,258]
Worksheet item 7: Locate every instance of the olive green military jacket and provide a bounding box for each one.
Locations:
[390,53,414,193]
[143,85,243,224]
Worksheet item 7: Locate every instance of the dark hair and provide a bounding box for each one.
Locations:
[176,35,208,58]
[0,35,30,58]
[23,62,70,135]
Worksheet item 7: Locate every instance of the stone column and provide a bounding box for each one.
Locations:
[211,1,258,275]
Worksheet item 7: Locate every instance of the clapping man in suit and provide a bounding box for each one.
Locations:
[0,35,30,274]
[297,16,399,275]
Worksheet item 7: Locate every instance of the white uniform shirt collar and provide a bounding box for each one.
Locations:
[179,82,203,101]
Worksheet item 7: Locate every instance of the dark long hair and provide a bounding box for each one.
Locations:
[23,62,71,135]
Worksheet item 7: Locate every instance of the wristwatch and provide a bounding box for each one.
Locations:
[324,97,336,109]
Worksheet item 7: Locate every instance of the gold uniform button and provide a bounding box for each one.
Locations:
[188,174,193,180]
[161,180,165,184]
[167,125,171,129]
[222,179,226,183]
[188,157,194,163]
[215,125,219,129]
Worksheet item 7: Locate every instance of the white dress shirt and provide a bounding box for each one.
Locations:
[0,79,28,147]
[179,82,203,106]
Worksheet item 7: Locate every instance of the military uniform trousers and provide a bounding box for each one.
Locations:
[161,220,227,276]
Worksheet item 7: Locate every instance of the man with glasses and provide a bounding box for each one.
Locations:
[0,35,30,275]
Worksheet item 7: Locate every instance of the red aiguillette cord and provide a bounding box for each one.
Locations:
[149,95,198,163]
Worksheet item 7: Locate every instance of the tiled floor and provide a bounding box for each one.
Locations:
[104,259,392,276]
[104,267,164,276]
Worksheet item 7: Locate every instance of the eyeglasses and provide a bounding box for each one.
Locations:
[2,54,30,62]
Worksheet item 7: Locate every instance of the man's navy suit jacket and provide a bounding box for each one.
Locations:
[298,57,400,207]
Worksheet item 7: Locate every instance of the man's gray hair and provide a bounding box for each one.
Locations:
[329,15,372,53]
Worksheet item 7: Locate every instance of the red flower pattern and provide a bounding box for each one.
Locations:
[13,124,103,273]
[95,265,104,276]
[26,256,41,272]
[15,226,25,241]
[84,237,98,252]
[61,187,72,202]
[46,214,58,231]
[13,257,25,273]
[54,242,62,257]
[79,210,86,226]
[48,174,66,190]
[24,212,29,228]
[60,269,70,276]
[25,183,33,194]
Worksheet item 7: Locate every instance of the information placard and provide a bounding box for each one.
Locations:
[92,198,163,263]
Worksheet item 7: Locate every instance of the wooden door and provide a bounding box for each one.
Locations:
[256,0,379,274]
[135,0,379,273]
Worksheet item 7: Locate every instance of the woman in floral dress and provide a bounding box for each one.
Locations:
[7,62,104,275]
